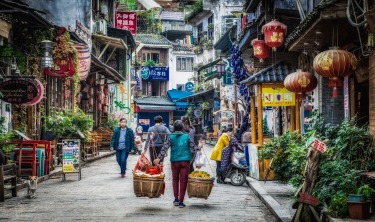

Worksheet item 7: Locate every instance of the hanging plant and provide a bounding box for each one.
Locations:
[201,101,211,110]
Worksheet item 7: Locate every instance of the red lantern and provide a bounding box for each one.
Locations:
[251,39,270,62]
[64,89,71,99]
[97,85,102,91]
[97,93,103,102]
[88,98,94,106]
[97,103,102,111]
[284,70,317,100]
[262,20,287,51]
[103,96,108,105]
[103,105,108,113]
[104,86,109,95]
[313,47,357,98]
[88,76,95,85]
[88,87,94,96]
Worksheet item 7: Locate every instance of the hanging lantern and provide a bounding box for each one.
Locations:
[103,105,108,113]
[97,103,102,111]
[103,86,109,95]
[313,47,357,98]
[262,20,287,51]
[88,98,94,106]
[88,76,95,85]
[251,38,270,62]
[97,93,103,102]
[64,89,71,99]
[284,70,317,100]
[97,84,102,91]
[88,87,94,96]
[103,96,108,105]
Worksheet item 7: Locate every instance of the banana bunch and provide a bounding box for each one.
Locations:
[189,170,211,179]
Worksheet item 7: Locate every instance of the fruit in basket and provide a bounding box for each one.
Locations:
[189,170,211,179]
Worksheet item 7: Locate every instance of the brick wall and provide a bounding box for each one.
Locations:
[369,54,375,137]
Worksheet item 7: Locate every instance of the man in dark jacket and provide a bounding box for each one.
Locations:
[110,118,135,177]
[142,115,170,165]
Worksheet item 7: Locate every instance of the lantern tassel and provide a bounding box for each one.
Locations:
[332,86,338,98]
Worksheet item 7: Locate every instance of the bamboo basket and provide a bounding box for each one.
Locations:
[133,174,164,198]
[187,177,214,199]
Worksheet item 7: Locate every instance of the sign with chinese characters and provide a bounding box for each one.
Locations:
[62,139,80,173]
[115,11,137,35]
[262,84,295,106]
[75,20,92,47]
[0,79,39,104]
[141,66,169,81]
[298,193,320,206]
[311,138,327,153]
[185,82,194,92]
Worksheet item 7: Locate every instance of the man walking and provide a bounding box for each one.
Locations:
[142,115,170,165]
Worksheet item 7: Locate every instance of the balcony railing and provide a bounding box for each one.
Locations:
[162,24,193,32]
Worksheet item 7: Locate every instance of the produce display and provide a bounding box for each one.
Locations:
[188,170,213,179]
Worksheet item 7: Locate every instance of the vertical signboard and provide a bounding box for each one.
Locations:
[62,139,81,180]
[115,11,137,35]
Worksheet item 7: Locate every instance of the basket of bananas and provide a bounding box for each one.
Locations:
[187,170,214,199]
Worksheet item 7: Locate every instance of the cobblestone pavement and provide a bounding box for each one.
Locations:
[0,145,276,222]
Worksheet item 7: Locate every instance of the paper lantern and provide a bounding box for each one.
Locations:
[103,105,108,113]
[104,86,109,95]
[97,85,102,91]
[88,87,94,96]
[313,47,357,97]
[284,70,317,100]
[103,96,108,105]
[88,98,94,106]
[97,103,102,111]
[251,39,270,62]
[97,93,103,102]
[262,20,287,51]
[64,89,71,99]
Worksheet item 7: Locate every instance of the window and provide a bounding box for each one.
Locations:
[177,57,194,71]
[141,81,167,96]
[142,52,160,64]
[177,84,185,91]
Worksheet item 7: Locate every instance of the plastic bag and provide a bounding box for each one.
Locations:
[134,154,152,172]
[193,153,207,169]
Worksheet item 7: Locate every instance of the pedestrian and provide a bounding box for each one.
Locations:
[0,148,6,166]
[110,118,136,178]
[142,115,170,165]
[220,135,241,176]
[153,120,202,208]
[181,115,196,173]
[210,127,232,184]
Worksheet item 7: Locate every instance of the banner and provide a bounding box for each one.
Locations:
[141,66,169,81]
[262,84,295,106]
[115,11,137,35]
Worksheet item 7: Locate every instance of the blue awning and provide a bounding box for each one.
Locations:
[175,101,190,109]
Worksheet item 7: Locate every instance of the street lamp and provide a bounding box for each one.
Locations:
[216,59,225,77]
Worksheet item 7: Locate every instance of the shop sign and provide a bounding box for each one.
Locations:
[298,193,320,206]
[312,138,327,153]
[185,82,194,92]
[75,20,92,46]
[0,79,39,104]
[262,84,295,107]
[141,66,169,81]
[223,72,233,85]
[115,11,137,35]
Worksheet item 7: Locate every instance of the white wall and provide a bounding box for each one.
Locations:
[168,52,195,90]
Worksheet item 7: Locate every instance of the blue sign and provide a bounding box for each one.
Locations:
[141,66,169,81]
[185,82,194,92]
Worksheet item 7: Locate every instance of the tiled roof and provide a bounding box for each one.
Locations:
[285,0,338,48]
[172,44,192,52]
[134,96,175,106]
[240,61,295,84]
[161,11,184,21]
[135,34,171,45]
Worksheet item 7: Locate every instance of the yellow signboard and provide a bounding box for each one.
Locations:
[262,84,295,106]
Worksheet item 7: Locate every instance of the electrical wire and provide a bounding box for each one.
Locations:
[346,0,368,27]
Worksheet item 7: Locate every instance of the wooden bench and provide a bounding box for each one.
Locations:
[95,128,113,151]
[0,164,17,202]
[83,137,98,160]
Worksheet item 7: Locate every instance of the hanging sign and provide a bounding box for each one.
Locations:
[115,11,137,35]
[311,138,327,153]
[262,84,295,106]
[25,79,44,106]
[0,79,38,104]
[141,66,169,81]
[185,82,194,92]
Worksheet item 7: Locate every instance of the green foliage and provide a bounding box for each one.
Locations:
[263,116,270,135]
[186,106,194,118]
[185,0,203,21]
[102,116,119,131]
[42,109,93,140]
[258,131,307,185]
[0,117,17,153]
[328,192,348,218]
[357,184,375,200]
[143,60,156,66]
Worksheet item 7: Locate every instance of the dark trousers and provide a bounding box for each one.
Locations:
[171,161,190,202]
[216,161,223,181]
[116,149,129,174]
[150,146,164,166]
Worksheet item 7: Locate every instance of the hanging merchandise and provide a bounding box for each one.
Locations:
[88,98,94,106]
[251,38,270,62]
[313,47,357,98]
[88,87,94,96]
[284,70,318,101]
[103,85,109,95]
[262,20,287,51]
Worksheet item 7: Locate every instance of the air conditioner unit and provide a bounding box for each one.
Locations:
[175,39,184,45]
[94,19,107,35]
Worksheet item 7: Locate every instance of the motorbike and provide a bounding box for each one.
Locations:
[222,144,248,186]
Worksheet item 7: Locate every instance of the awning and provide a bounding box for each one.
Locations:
[177,89,215,102]
[214,25,235,53]
[137,0,162,10]
[92,34,128,50]
[137,105,176,111]
[90,54,125,82]
[175,102,190,109]
[107,27,136,48]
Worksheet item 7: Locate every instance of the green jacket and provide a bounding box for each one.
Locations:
[111,127,135,152]
[158,131,197,162]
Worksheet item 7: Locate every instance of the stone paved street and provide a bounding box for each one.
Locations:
[0,145,276,222]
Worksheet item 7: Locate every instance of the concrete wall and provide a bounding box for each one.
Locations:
[23,0,92,30]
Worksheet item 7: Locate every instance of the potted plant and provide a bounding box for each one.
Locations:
[347,184,375,219]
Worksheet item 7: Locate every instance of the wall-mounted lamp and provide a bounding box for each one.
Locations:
[216,59,225,77]
[40,40,55,69]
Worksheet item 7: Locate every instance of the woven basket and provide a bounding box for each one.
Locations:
[187,177,214,199]
[133,175,164,198]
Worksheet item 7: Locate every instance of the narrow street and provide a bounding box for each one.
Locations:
[0,145,276,222]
